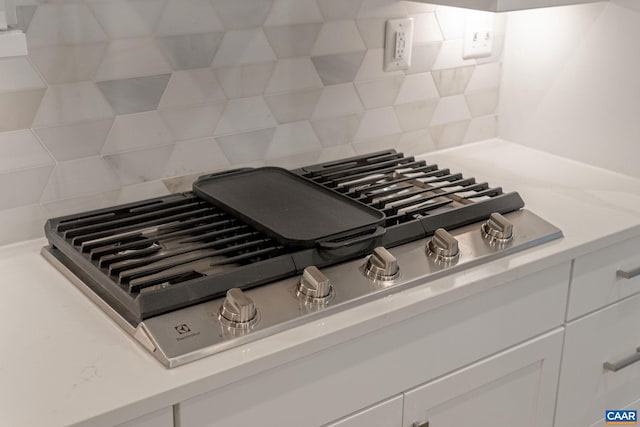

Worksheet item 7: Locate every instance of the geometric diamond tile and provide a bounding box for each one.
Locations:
[157,0,224,36]
[316,0,363,21]
[432,66,475,97]
[96,74,171,115]
[311,21,366,56]
[264,0,322,26]
[429,119,471,149]
[264,88,323,124]
[16,5,37,32]
[33,118,114,161]
[101,111,172,155]
[311,51,365,85]
[89,0,165,39]
[26,3,107,47]
[95,38,173,81]
[32,82,113,127]
[29,43,108,85]
[264,23,322,58]
[217,127,276,163]
[212,0,274,30]
[212,29,276,68]
[0,89,46,132]
[159,68,226,109]
[214,62,275,99]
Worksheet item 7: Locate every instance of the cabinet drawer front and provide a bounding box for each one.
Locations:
[116,407,174,427]
[324,395,402,427]
[568,235,640,320]
[403,330,563,427]
[556,292,640,427]
[178,263,569,427]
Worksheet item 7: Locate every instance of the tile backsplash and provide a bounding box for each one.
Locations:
[0,0,504,244]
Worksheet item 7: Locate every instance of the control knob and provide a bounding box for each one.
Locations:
[364,247,400,281]
[427,228,460,263]
[481,212,514,244]
[218,288,258,328]
[297,266,332,301]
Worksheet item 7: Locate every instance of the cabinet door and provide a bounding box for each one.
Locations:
[324,395,403,427]
[403,329,563,427]
[556,291,640,427]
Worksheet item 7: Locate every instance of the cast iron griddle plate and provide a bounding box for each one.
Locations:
[193,167,385,248]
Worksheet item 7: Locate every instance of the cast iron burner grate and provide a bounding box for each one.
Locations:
[44,149,524,324]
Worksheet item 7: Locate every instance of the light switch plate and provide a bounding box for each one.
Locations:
[384,18,413,72]
[462,10,494,59]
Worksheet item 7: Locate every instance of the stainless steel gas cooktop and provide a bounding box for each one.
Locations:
[42,149,562,368]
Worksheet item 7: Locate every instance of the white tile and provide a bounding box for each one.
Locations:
[317,0,363,20]
[265,57,323,94]
[354,106,401,140]
[407,42,441,74]
[266,121,321,159]
[265,0,322,26]
[215,62,275,99]
[214,97,278,135]
[212,0,274,30]
[0,129,53,173]
[267,150,322,169]
[160,103,225,141]
[355,76,404,109]
[432,65,474,97]
[434,7,465,40]
[26,3,108,47]
[0,57,45,93]
[157,0,223,36]
[102,111,173,154]
[403,1,436,14]
[311,21,366,56]
[357,0,407,19]
[88,0,166,39]
[211,29,276,68]
[264,88,323,124]
[354,18,385,49]
[312,83,364,119]
[355,49,403,82]
[430,95,471,126]
[165,137,230,176]
[465,89,499,117]
[466,62,501,91]
[463,115,496,144]
[0,204,48,245]
[412,13,443,44]
[41,157,121,202]
[394,99,439,131]
[158,32,224,70]
[352,133,401,154]
[95,37,172,81]
[33,82,114,127]
[311,114,362,146]
[159,68,226,109]
[315,144,357,162]
[432,39,475,70]
[29,43,107,85]
[105,145,174,185]
[429,119,470,149]
[0,89,46,132]
[396,128,436,155]
[217,128,275,164]
[0,167,54,211]
[114,181,171,205]
[43,191,122,218]
[34,118,114,161]
[395,73,439,104]
[311,51,365,85]
[264,24,322,58]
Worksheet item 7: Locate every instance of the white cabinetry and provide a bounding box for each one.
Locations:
[404,329,563,427]
[555,291,640,427]
[116,407,173,427]
[409,0,604,12]
[324,395,403,427]
[177,263,569,427]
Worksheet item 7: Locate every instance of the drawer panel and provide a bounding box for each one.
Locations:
[556,291,640,427]
[324,395,402,427]
[568,235,640,320]
[178,263,569,427]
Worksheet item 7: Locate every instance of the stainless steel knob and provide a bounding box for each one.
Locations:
[218,288,258,328]
[427,228,460,262]
[481,212,514,243]
[297,266,332,301]
[364,247,400,281]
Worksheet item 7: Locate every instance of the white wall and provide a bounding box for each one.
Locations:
[499,1,640,179]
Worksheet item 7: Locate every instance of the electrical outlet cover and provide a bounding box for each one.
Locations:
[384,18,413,72]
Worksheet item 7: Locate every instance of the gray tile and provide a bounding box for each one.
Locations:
[311,51,366,86]
[34,118,114,161]
[264,23,322,58]
[158,32,224,70]
[29,43,107,85]
[212,0,274,30]
[217,128,276,164]
[104,145,175,186]
[16,5,37,32]
[317,0,363,20]
[310,113,363,146]
[0,89,46,132]
[432,66,475,97]
[96,74,171,114]
[265,88,322,124]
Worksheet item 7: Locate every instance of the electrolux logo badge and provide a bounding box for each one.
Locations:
[606,410,637,425]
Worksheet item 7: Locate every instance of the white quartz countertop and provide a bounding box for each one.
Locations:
[2,139,639,427]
